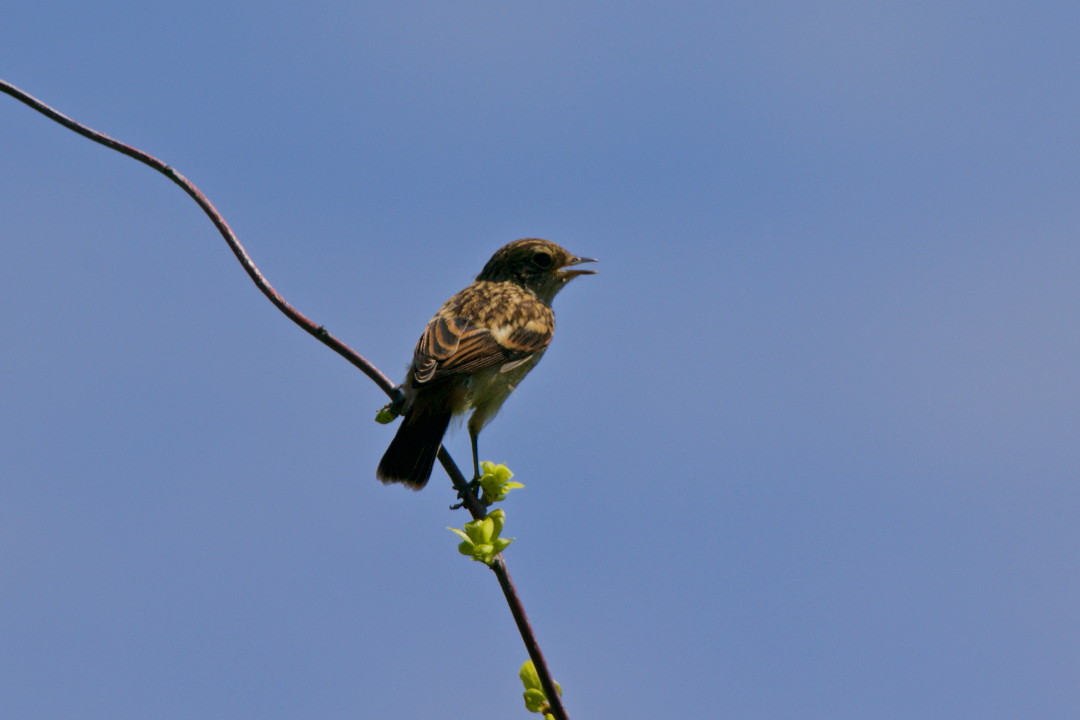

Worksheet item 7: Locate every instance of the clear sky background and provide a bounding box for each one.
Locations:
[3,3,1079,718]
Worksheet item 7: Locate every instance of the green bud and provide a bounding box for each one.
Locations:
[487,508,506,535]
[522,688,547,713]
[519,660,541,689]
[477,462,525,503]
[448,511,514,565]
[518,659,562,714]
[476,517,495,544]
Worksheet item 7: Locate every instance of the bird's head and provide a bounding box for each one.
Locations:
[477,238,597,304]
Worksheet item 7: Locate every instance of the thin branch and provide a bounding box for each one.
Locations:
[2,78,568,720]
[436,451,568,719]
[492,556,566,718]
[1,80,394,393]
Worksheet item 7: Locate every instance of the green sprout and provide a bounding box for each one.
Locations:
[477,461,525,504]
[448,508,514,565]
[519,660,562,717]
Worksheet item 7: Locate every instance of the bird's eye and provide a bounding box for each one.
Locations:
[532,251,554,269]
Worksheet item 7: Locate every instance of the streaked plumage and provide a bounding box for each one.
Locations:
[377,238,596,489]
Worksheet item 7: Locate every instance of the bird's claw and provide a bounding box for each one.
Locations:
[449,478,485,510]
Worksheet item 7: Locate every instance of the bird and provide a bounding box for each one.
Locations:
[377,238,597,489]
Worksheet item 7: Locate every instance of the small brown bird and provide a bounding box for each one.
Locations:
[377,238,597,489]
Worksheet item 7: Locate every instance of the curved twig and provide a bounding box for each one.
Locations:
[2,78,568,720]
[1,80,393,393]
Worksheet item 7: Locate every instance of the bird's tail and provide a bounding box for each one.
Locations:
[376,405,453,489]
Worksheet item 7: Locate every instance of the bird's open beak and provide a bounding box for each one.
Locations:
[559,256,598,279]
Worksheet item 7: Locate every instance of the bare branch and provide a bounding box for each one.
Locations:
[1,78,568,720]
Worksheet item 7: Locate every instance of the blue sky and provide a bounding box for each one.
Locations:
[3,2,1080,718]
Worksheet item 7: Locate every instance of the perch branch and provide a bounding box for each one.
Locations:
[2,78,568,720]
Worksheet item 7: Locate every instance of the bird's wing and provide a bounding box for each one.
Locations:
[412,313,551,385]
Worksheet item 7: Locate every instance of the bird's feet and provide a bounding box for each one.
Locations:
[449,477,485,510]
